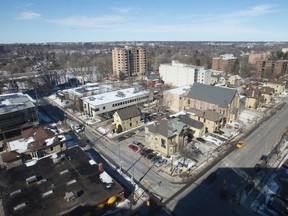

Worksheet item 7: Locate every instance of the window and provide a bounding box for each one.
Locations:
[50,146,53,151]
[130,123,132,127]
[161,139,166,149]
[103,106,106,110]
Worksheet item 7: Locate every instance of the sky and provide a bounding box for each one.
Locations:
[0,0,288,43]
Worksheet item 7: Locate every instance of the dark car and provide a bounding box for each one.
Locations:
[151,156,162,163]
[214,130,225,135]
[116,136,126,142]
[254,163,263,172]
[147,153,157,160]
[205,172,218,183]
[196,137,206,143]
[126,132,136,138]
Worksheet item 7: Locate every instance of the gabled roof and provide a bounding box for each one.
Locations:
[146,118,187,138]
[186,108,225,122]
[1,151,22,162]
[115,105,141,120]
[178,115,204,129]
[186,83,238,108]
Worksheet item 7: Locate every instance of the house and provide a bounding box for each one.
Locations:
[113,106,141,133]
[185,83,240,122]
[243,87,264,109]
[0,151,23,169]
[0,146,124,216]
[227,75,242,86]
[2,126,68,161]
[187,108,225,133]
[145,116,204,156]
[266,80,286,95]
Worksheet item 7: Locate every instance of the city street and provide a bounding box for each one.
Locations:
[166,98,288,216]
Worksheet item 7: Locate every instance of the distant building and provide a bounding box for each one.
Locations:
[113,105,141,133]
[0,93,39,141]
[82,87,152,118]
[211,54,238,74]
[159,60,211,87]
[0,146,124,216]
[112,46,147,78]
[248,52,271,64]
[282,48,288,53]
[256,60,288,78]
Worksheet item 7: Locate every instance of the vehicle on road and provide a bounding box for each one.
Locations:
[128,144,138,152]
[236,141,244,148]
[126,132,136,138]
[205,172,218,183]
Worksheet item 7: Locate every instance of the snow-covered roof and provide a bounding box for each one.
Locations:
[164,85,191,95]
[0,93,36,115]
[81,87,149,107]
[8,137,35,153]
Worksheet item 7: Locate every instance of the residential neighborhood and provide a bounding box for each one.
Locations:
[1,1,288,214]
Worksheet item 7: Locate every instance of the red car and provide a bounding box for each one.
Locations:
[128,144,139,152]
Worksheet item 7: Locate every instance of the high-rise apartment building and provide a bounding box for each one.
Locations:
[112,46,146,78]
[212,54,237,74]
[256,60,288,78]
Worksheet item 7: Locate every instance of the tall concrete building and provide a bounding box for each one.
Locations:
[159,60,211,87]
[212,54,238,74]
[112,46,146,78]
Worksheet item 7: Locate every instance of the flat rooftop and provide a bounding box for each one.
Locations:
[81,87,149,107]
[0,93,36,115]
[0,146,123,216]
[165,85,191,95]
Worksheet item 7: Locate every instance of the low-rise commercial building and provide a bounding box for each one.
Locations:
[163,86,190,113]
[82,87,152,119]
[0,93,39,141]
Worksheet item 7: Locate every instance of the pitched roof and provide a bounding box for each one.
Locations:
[116,105,141,120]
[186,108,224,121]
[146,118,187,138]
[1,151,22,162]
[178,115,204,129]
[186,83,238,108]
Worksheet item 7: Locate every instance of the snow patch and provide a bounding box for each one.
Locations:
[100,171,113,184]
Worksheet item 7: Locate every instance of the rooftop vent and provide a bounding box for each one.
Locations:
[116,91,125,97]
[88,96,95,101]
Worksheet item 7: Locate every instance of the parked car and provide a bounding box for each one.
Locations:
[147,153,157,160]
[214,130,225,135]
[128,144,138,152]
[126,132,136,138]
[131,141,144,148]
[116,136,126,142]
[196,137,206,143]
[151,156,162,164]
[139,148,153,157]
[205,172,218,183]
[154,158,168,167]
